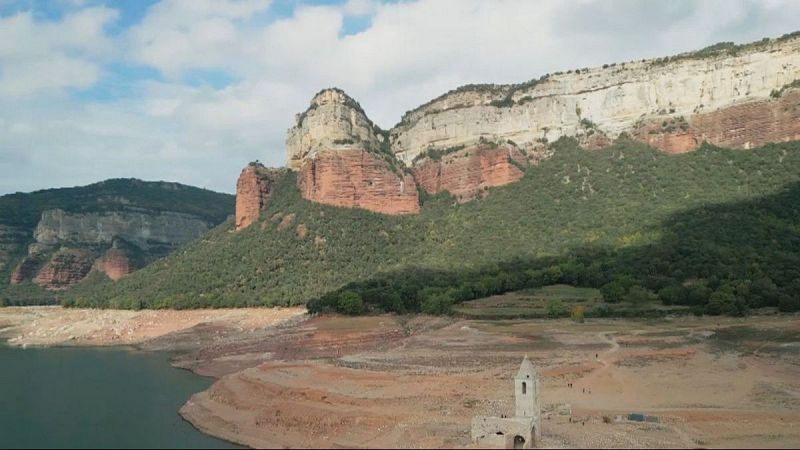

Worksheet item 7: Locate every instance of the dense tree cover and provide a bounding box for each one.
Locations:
[61,139,800,316]
[0,178,234,229]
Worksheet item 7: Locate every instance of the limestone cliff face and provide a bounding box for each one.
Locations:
[283,88,420,216]
[11,209,214,289]
[413,144,527,201]
[298,149,419,214]
[273,35,800,217]
[235,164,287,230]
[390,36,800,163]
[35,209,210,249]
[286,88,382,170]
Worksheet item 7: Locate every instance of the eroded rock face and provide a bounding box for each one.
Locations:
[298,149,420,215]
[413,145,527,201]
[9,209,214,288]
[280,36,800,216]
[692,89,800,149]
[35,209,211,250]
[286,88,382,170]
[390,36,800,163]
[33,249,95,290]
[235,164,286,230]
[10,253,43,285]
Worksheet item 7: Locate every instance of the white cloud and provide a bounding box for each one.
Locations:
[127,0,271,79]
[1,0,800,195]
[0,7,117,97]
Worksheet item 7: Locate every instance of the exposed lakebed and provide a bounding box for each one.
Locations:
[0,345,237,449]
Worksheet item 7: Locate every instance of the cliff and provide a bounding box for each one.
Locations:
[283,88,419,218]
[390,35,800,163]
[412,143,527,202]
[235,33,800,223]
[235,164,287,230]
[9,209,214,290]
[1,179,234,294]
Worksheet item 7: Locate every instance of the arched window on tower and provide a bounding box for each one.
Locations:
[522,382,527,394]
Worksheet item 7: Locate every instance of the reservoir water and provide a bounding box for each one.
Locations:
[0,345,237,449]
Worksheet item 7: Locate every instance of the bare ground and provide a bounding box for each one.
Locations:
[2,307,799,448]
[0,306,306,348]
[178,314,800,448]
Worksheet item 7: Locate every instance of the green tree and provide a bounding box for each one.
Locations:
[545,299,565,318]
[624,286,655,308]
[600,281,626,303]
[336,291,364,315]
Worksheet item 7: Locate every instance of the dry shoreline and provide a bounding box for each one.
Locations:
[2,307,799,448]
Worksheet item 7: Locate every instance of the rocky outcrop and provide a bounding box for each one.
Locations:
[32,249,95,290]
[284,88,419,215]
[10,253,43,285]
[94,239,143,281]
[35,209,211,250]
[286,88,382,170]
[691,89,800,149]
[273,35,800,217]
[235,164,287,230]
[390,36,800,163]
[298,150,419,214]
[413,144,527,201]
[10,209,216,289]
[95,247,134,281]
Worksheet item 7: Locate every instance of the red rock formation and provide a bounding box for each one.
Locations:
[33,249,95,290]
[298,149,420,215]
[412,144,527,201]
[9,254,43,285]
[96,247,134,281]
[631,90,800,153]
[632,120,700,154]
[236,164,276,230]
[692,90,800,149]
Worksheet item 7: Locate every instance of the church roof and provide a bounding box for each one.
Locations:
[515,355,537,379]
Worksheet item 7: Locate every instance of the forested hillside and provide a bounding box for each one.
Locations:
[63,138,800,316]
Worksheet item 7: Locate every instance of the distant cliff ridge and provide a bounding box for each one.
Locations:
[234,33,800,227]
[0,179,234,294]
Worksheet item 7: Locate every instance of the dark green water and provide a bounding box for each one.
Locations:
[0,345,237,449]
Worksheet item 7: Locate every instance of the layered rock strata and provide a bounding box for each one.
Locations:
[235,164,287,230]
[32,249,95,290]
[35,209,210,249]
[298,149,419,214]
[237,34,800,221]
[391,36,800,163]
[283,88,419,218]
[10,209,214,289]
[413,144,527,201]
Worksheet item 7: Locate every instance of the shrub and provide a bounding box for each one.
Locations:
[336,291,364,315]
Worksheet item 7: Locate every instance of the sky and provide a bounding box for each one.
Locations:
[0,0,799,195]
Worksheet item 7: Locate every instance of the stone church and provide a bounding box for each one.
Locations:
[471,356,541,449]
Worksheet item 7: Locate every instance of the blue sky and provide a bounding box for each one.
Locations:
[0,0,798,195]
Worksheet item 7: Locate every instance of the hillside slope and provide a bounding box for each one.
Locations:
[0,179,234,305]
[63,139,800,313]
